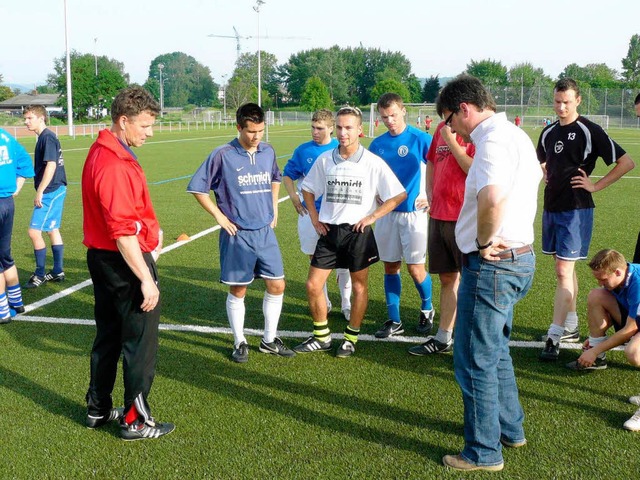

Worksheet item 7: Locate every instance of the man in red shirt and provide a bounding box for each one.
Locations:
[409,118,475,355]
[82,86,174,441]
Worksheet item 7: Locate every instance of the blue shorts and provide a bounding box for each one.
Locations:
[542,209,593,261]
[0,196,16,272]
[30,185,66,231]
[219,225,284,285]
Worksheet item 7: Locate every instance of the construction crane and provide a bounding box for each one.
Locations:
[208,26,309,63]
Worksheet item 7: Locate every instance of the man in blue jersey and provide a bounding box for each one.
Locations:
[538,78,635,362]
[564,250,640,431]
[0,129,34,323]
[188,103,295,363]
[369,93,434,338]
[283,109,352,320]
[23,105,67,288]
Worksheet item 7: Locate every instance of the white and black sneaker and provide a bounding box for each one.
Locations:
[86,407,124,429]
[408,336,453,355]
[540,327,580,343]
[231,342,249,363]
[259,337,296,357]
[44,271,65,282]
[293,336,331,353]
[335,340,356,358]
[120,417,175,441]
[416,309,435,334]
[374,320,404,338]
[23,273,47,289]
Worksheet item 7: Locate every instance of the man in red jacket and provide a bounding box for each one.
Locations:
[82,86,174,441]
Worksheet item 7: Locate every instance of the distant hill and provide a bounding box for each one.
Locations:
[3,83,36,94]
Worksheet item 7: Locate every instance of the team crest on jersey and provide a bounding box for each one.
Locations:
[554,141,564,154]
[397,145,409,157]
[306,157,314,164]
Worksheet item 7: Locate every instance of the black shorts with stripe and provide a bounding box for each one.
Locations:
[311,223,379,273]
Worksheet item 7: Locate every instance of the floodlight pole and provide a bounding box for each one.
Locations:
[63,0,74,136]
[94,37,98,76]
[253,0,265,107]
[222,74,227,126]
[158,63,165,118]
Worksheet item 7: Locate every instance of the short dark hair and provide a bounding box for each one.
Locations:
[312,109,334,127]
[377,93,404,110]
[635,93,640,105]
[435,75,496,117]
[588,249,626,274]
[236,103,264,128]
[24,104,48,121]
[555,78,580,97]
[111,86,160,122]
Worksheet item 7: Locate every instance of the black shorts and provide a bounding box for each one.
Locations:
[427,217,461,274]
[311,223,379,272]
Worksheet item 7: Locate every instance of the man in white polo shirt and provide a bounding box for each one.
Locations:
[437,75,542,472]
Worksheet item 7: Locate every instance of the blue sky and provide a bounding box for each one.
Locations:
[1,0,637,87]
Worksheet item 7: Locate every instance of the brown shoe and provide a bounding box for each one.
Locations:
[442,454,504,472]
[501,437,527,448]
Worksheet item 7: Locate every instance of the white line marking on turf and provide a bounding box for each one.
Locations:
[26,196,291,312]
[15,315,625,349]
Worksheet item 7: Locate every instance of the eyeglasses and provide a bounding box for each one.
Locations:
[337,106,362,117]
[444,110,456,126]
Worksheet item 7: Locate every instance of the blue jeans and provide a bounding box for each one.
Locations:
[454,249,535,466]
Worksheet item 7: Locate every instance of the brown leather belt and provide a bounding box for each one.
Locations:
[462,245,533,266]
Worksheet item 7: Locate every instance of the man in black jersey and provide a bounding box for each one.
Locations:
[538,78,635,362]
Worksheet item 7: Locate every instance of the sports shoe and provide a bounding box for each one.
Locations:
[416,309,435,334]
[120,417,175,441]
[0,315,11,325]
[335,340,356,358]
[540,327,580,343]
[293,336,331,353]
[623,407,640,431]
[408,336,452,355]
[10,305,25,314]
[629,395,640,406]
[86,407,124,429]
[374,320,404,338]
[44,271,65,282]
[231,341,249,363]
[259,337,296,358]
[539,338,560,361]
[342,308,351,322]
[565,356,607,371]
[23,274,46,289]
[442,454,503,472]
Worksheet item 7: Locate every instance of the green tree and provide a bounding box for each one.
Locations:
[0,85,14,102]
[507,62,551,87]
[622,34,640,88]
[227,51,278,107]
[370,78,410,105]
[405,74,422,103]
[144,52,216,108]
[465,59,508,86]
[422,75,440,102]
[47,50,128,120]
[300,76,334,111]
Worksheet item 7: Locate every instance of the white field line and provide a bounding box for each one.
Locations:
[13,315,626,350]
[21,196,290,312]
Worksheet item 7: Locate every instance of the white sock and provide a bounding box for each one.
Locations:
[226,293,246,347]
[565,312,578,331]
[336,268,352,310]
[434,328,453,344]
[588,336,607,358]
[547,323,565,344]
[263,291,283,344]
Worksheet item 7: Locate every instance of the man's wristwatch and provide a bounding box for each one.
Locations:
[475,238,493,251]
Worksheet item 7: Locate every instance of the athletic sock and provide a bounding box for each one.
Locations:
[262,291,283,344]
[34,248,46,276]
[124,403,139,425]
[435,328,453,344]
[0,293,10,319]
[414,274,433,311]
[6,284,24,309]
[313,321,331,343]
[384,273,402,323]
[565,312,578,332]
[344,325,360,344]
[336,268,352,310]
[588,335,607,359]
[51,244,64,274]
[547,323,565,344]
[226,293,246,347]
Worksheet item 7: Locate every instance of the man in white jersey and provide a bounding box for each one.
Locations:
[293,106,406,358]
[282,109,352,320]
